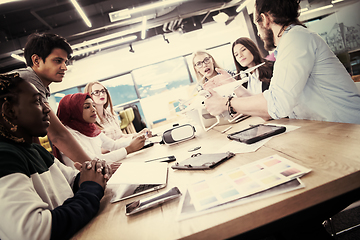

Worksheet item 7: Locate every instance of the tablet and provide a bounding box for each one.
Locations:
[227,124,286,144]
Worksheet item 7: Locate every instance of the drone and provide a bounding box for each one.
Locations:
[174,62,265,131]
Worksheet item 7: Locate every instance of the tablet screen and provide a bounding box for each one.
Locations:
[232,125,283,141]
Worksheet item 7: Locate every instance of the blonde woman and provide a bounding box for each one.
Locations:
[192,50,223,85]
[84,81,151,142]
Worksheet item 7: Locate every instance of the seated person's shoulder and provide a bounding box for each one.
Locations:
[0,141,54,179]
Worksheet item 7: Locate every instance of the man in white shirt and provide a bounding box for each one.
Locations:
[204,0,360,124]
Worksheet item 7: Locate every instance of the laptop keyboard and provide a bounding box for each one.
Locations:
[133,184,159,194]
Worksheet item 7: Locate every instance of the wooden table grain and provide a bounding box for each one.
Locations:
[72,117,360,240]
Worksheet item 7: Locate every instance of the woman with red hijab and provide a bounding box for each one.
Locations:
[56,93,145,169]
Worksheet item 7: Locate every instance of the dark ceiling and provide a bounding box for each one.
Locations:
[0,0,243,73]
[0,0,356,73]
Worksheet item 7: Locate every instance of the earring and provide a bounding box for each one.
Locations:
[1,112,17,132]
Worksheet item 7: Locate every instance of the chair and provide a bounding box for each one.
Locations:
[130,105,147,132]
[324,201,360,237]
[119,108,136,134]
[39,135,52,153]
[119,110,130,134]
[124,108,136,133]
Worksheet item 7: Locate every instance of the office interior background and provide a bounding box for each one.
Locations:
[0,0,359,128]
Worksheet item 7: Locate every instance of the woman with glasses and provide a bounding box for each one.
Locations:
[192,50,222,85]
[232,37,274,94]
[192,50,234,85]
[84,82,151,142]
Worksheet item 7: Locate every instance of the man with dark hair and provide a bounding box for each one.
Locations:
[204,0,360,124]
[12,33,95,167]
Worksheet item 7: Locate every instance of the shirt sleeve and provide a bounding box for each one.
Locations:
[263,27,316,119]
[0,173,53,240]
[50,181,104,240]
[0,149,103,240]
[53,158,79,189]
[98,133,128,163]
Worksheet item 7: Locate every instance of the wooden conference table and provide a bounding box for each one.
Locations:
[72,117,360,240]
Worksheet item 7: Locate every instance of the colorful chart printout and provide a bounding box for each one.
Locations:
[187,154,311,211]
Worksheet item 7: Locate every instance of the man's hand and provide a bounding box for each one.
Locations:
[203,68,236,90]
[75,159,112,181]
[79,160,107,189]
[204,88,228,116]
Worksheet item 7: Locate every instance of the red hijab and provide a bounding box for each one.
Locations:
[57,93,101,137]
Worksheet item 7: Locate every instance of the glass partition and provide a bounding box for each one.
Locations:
[132,57,192,98]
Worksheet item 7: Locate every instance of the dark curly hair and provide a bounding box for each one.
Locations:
[255,0,305,35]
[0,73,25,105]
[24,33,72,67]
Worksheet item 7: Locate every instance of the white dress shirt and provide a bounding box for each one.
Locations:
[263,25,360,124]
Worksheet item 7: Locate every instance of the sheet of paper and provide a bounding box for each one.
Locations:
[177,178,305,221]
[107,162,168,185]
[186,154,311,211]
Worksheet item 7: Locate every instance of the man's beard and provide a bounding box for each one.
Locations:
[262,27,276,51]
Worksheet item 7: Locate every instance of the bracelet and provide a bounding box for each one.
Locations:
[226,96,237,117]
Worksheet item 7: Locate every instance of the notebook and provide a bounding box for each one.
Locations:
[108,162,168,203]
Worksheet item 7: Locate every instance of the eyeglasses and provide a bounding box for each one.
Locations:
[91,88,107,96]
[194,57,211,68]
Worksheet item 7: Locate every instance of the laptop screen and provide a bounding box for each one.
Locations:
[108,162,168,203]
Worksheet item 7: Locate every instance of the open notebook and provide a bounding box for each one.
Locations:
[108,162,168,203]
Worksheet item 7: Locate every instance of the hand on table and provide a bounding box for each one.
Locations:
[78,159,107,189]
[126,134,146,154]
[75,159,112,181]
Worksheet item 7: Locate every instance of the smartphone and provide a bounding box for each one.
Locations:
[227,124,286,144]
[125,187,181,216]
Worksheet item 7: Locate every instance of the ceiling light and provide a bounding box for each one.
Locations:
[331,0,344,3]
[141,16,147,40]
[11,53,26,63]
[70,0,92,28]
[125,0,185,15]
[0,0,21,5]
[300,4,333,15]
[109,9,131,22]
[109,0,186,23]
[72,28,140,49]
[300,7,309,13]
[73,35,137,56]
[213,12,229,23]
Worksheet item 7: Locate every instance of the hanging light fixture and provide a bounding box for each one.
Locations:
[129,44,135,53]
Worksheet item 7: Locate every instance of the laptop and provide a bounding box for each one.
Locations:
[108,162,168,203]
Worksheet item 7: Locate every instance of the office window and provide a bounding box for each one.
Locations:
[132,57,192,98]
[51,87,80,112]
[98,74,138,106]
